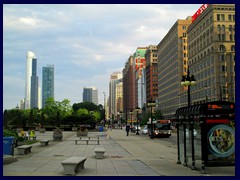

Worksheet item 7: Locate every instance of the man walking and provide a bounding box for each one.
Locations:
[126,124,130,136]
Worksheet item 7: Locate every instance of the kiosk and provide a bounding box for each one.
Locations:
[176,101,235,173]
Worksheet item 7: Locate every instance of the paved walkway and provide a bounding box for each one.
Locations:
[3,129,235,176]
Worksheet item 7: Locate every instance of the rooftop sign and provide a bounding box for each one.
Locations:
[192,4,210,22]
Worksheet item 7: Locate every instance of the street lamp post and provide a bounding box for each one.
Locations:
[147,101,155,139]
[180,65,196,169]
[103,92,106,126]
[135,107,140,135]
[129,110,133,132]
[119,111,123,129]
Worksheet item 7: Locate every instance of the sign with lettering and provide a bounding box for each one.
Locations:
[192,4,210,22]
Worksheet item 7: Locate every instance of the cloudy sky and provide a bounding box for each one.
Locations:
[3,4,202,110]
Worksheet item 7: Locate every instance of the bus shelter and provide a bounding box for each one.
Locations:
[175,101,235,173]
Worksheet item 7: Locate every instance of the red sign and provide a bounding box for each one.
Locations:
[192,4,210,22]
[206,119,230,124]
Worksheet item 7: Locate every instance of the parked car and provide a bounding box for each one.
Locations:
[142,126,148,135]
[132,126,141,133]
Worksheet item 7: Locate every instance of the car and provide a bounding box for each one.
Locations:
[132,126,141,133]
[142,126,148,135]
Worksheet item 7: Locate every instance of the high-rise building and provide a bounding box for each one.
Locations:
[109,72,122,120]
[30,58,39,108]
[122,55,134,121]
[145,45,158,104]
[187,4,235,104]
[157,17,192,118]
[25,51,36,109]
[83,87,98,105]
[133,47,147,108]
[42,65,55,107]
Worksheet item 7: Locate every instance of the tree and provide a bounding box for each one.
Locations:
[28,109,34,129]
[42,97,72,126]
[155,109,163,120]
[3,110,9,129]
[41,112,45,127]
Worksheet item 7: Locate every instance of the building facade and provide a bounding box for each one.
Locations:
[109,72,122,120]
[83,87,98,105]
[145,45,158,104]
[133,47,147,109]
[42,65,55,107]
[30,58,39,108]
[157,17,192,118]
[25,51,36,109]
[187,4,235,105]
[122,55,134,121]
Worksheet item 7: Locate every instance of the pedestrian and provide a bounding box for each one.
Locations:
[126,124,130,136]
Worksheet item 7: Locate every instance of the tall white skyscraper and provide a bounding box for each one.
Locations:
[109,72,122,120]
[25,51,36,109]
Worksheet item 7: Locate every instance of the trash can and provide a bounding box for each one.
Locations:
[99,126,103,132]
[3,137,15,156]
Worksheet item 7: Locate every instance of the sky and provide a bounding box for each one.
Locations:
[3,4,202,110]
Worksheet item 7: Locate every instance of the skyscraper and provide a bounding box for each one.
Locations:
[25,51,36,109]
[83,87,98,105]
[30,58,39,108]
[109,72,122,120]
[42,65,55,107]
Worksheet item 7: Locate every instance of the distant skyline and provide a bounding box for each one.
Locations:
[3,4,202,110]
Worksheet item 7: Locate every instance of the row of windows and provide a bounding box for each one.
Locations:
[217,14,235,21]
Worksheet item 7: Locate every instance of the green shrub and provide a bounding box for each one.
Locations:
[3,129,18,138]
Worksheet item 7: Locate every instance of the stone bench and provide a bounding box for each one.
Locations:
[29,136,37,140]
[80,137,99,140]
[94,147,106,159]
[40,140,49,146]
[61,157,87,176]
[17,145,32,155]
[75,138,100,145]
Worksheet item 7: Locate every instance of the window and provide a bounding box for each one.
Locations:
[219,45,226,52]
[183,33,186,37]
[217,14,220,21]
[221,55,225,61]
[229,25,232,31]
[222,34,226,41]
[228,14,232,21]
[182,26,186,29]
[222,66,225,72]
[233,15,235,21]
[222,25,225,33]
[221,14,225,21]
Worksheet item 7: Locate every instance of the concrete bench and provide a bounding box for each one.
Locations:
[17,145,32,155]
[80,137,99,140]
[61,157,87,176]
[94,147,106,159]
[29,136,37,140]
[75,138,100,145]
[40,140,49,146]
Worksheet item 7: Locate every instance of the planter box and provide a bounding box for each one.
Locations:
[76,131,88,137]
[39,128,46,133]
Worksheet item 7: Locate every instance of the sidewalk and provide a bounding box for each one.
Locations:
[3,129,235,176]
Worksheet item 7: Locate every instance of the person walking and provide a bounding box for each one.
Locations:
[126,124,130,136]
